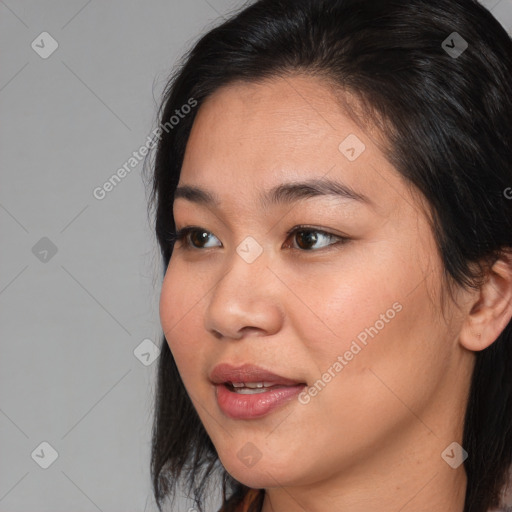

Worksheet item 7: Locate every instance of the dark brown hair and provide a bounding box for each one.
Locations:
[145,1,512,510]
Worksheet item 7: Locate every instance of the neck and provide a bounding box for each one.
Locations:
[260,425,467,512]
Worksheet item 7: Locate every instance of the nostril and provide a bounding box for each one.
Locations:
[211,329,223,340]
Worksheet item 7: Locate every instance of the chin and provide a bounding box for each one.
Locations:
[220,451,298,488]
[224,467,280,490]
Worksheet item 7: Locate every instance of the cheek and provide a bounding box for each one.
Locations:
[159,260,203,361]
[159,268,179,343]
[275,258,397,365]
[283,249,446,409]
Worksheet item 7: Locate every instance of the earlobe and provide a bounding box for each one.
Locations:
[459,250,512,352]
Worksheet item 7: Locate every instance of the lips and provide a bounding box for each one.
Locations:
[210,363,307,419]
[209,362,305,387]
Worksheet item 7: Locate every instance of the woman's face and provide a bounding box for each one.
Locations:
[159,75,473,492]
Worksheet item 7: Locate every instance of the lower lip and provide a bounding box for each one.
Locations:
[215,383,306,420]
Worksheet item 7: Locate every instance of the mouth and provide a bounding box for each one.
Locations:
[209,362,306,387]
[210,363,307,419]
[223,381,300,394]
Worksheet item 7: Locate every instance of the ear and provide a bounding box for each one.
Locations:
[459,250,512,352]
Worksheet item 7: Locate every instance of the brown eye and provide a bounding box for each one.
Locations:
[284,227,347,251]
[174,227,222,249]
[295,230,320,249]
[189,230,211,248]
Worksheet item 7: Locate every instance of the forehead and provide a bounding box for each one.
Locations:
[178,74,408,216]
[183,75,349,170]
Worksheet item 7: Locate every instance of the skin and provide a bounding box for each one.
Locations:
[159,74,512,512]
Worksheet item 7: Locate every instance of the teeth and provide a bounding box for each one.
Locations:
[244,382,265,389]
[233,387,269,394]
[229,381,276,389]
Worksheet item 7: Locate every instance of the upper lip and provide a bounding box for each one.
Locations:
[210,363,305,386]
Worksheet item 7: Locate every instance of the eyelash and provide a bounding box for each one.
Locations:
[166,225,350,252]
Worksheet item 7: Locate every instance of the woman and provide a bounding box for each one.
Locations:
[146,0,512,511]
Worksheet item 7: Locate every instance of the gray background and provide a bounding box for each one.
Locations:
[1,1,511,511]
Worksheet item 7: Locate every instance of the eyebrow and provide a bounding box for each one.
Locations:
[173,178,373,208]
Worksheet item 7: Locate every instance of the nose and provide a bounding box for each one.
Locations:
[203,250,284,340]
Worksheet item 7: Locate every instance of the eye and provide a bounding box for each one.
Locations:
[168,225,348,252]
[283,226,348,251]
[171,227,222,249]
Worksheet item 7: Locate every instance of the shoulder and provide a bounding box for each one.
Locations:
[240,489,264,512]
[217,488,264,512]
